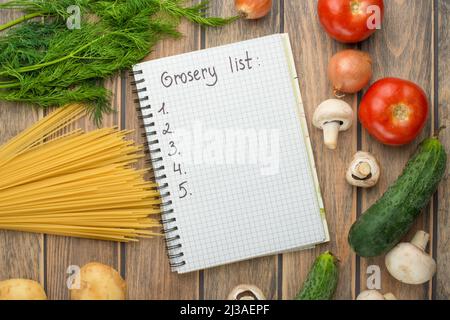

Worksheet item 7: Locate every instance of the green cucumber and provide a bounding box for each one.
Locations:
[348,137,447,257]
[295,251,339,300]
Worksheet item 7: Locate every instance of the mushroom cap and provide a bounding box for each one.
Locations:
[356,290,397,300]
[227,284,266,300]
[356,290,385,300]
[385,243,436,285]
[346,151,380,188]
[313,99,353,131]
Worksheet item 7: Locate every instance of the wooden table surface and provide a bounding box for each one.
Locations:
[0,0,449,300]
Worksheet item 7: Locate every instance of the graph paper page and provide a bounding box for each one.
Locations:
[133,34,328,273]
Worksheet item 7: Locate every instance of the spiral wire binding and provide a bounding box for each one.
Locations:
[130,69,186,271]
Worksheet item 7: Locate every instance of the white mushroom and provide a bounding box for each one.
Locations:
[227,284,266,300]
[385,231,436,285]
[313,99,353,150]
[383,293,398,300]
[346,151,380,188]
[356,290,397,300]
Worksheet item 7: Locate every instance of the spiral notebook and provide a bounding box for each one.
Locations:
[132,34,329,273]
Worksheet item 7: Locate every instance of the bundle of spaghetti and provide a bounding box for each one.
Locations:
[0,104,161,241]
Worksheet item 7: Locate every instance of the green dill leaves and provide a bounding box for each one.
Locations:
[0,0,236,124]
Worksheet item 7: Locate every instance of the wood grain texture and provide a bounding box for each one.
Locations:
[45,77,121,300]
[0,4,43,286]
[358,0,434,300]
[123,20,201,300]
[0,106,42,282]
[283,0,357,300]
[201,0,281,300]
[436,0,450,300]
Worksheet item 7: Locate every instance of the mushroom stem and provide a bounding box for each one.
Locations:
[411,231,430,251]
[354,162,371,179]
[323,121,341,150]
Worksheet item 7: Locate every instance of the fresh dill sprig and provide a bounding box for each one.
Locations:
[0,0,237,124]
[161,0,239,26]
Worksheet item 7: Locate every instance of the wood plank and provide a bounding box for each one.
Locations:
[201,1,281,300]
[123,20,201,300]
[436,0,450,300]
[45,77,121,300]
[0,109,42,282]
[358,0,434,300]
[0,4,43,289]
[283,0,357,300]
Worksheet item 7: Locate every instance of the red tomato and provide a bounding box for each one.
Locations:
[359,78,429,146]
[318,0,385,43]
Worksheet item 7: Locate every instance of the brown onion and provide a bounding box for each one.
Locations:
[235,0,272,20]
[328,49,373,95]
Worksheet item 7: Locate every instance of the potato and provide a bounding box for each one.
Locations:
[70,262,126,300]
[0,279,47,300]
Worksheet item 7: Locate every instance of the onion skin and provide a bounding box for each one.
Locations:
[235,0,272,20]
[328,49,373,94]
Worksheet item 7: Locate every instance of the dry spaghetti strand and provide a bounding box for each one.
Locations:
[0,104,161,242]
